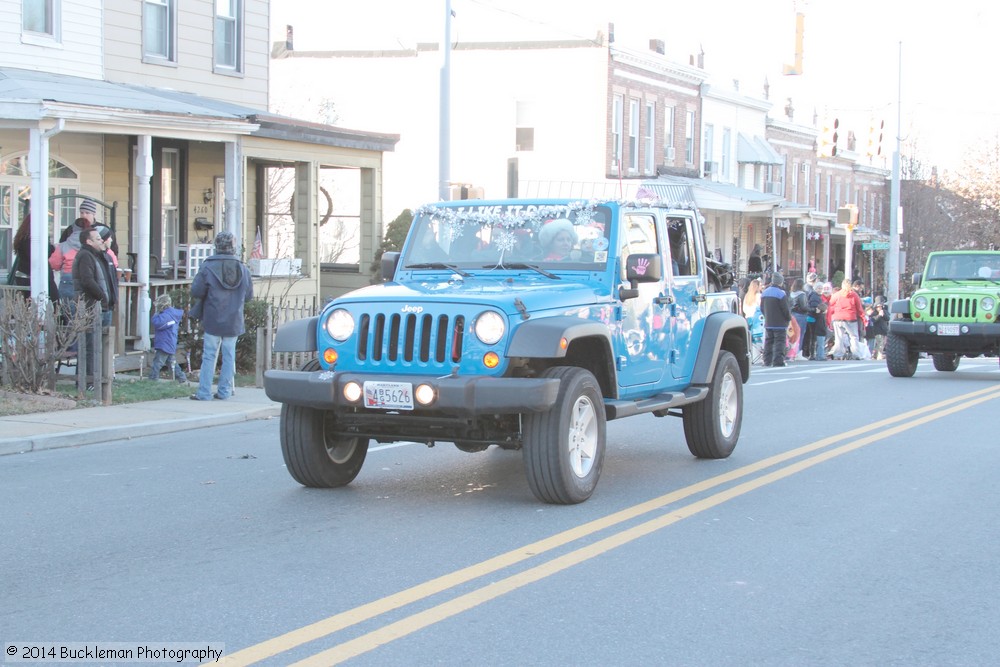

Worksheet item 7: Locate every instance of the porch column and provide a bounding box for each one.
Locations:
[135,135,153,350]
[224,139,244,250]
[27,121,63,303]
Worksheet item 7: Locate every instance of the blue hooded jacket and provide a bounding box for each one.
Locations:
[190,253,253,337]
[152,306,184,354]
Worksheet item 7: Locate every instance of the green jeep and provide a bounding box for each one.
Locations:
[886,250,1000,377]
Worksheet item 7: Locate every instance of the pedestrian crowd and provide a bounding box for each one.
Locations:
[740,271,889,367]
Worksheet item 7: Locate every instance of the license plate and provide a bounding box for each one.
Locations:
[937,324,960,336]
[363,381,414,410]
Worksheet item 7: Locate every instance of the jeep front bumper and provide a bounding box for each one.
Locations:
[889,320,1000,353]
[263,369,560,415]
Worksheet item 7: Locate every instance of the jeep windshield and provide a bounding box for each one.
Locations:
[925,253,1000,282]
[402,202,613,271]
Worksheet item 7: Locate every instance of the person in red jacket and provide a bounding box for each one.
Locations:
[828,278,866,360]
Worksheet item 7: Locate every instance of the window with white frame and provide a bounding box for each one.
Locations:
[22,0,58,38]
[214,0,242,72]
[814,171,821,209]
[161,148,179,266]
[644,102,655,175]
[826,174,833,211]
[720,128,731,180]
[663,106,675,162]
[143,0,175,62]
[685,110,695,165]
[791,162,799,202]
[802,164,810,205]
[612,95,623,171]
[628,99,639,173]
[703,124,714,176]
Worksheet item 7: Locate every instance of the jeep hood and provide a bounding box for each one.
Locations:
[337,277,612,316]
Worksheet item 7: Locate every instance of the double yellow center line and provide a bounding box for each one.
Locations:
[223,384,1000,666]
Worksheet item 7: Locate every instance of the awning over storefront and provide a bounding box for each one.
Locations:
[737,133,783,165]
[648,175,783,213]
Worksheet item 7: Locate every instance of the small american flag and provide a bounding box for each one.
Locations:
[251,227,263,259]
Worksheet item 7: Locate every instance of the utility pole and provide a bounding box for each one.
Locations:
[438,0,452,201]
[887,41,902,301]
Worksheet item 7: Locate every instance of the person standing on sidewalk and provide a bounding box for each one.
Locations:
[189,232,253,401]
[72,227,117,390]
[760,273,792,367]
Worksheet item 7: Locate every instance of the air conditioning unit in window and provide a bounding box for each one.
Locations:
[665,146,676,161]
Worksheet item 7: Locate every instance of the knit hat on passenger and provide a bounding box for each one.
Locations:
[770,272,784,287]
[155,294,172,311]
[538,218,577,251]
[214,231,236,254]
[94,225,113,241]
[79,199,97,215]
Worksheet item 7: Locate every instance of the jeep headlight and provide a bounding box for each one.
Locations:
[474,311,505,345]
[982,296,996,312]
[913,295,928,310]
[324,308,355,341]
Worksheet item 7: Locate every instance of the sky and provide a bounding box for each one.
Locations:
[269,0,1000,173]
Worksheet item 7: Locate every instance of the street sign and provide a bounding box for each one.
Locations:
[862,241,890,250]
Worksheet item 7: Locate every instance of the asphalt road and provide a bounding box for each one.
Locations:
[3,358,999,666]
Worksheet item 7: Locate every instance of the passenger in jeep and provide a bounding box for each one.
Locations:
[539,218,577,260]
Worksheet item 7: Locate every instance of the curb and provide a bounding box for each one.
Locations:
[0,406,280,456]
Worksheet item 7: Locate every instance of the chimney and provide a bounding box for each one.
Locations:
[285,24,294,51]
[608,22,615,43]
[697,46,704,69]
[649,39,665,55]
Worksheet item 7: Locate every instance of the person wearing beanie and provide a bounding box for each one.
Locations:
[71,227,118,390]
[189,231,253,400]
[150,293,188,383]
[760,272,791,367]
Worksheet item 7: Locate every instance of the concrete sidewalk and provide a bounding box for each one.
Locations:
[0,387,280,456]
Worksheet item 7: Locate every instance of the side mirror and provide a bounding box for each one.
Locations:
[911,272,922,287]
[625,253,662,283]
[381,252,400,281]
[620,253,662,300]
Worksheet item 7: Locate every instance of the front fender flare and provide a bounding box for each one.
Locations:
[507,316,612,358]
[273,316,319,352]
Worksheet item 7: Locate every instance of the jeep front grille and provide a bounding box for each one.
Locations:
[357,313,465,365]
[929,297,977,320]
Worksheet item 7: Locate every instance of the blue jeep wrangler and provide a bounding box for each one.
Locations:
[264,198,750,503]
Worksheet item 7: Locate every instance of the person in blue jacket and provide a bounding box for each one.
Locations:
[760,272,792,367]
[189,231,253,401]
[150,293,187,382]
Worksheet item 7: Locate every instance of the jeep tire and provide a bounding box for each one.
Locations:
[280,360,369,488]
[932,353,960,372]
[885,332,919,377]
[523,366,606,505]
[682,350,742,459]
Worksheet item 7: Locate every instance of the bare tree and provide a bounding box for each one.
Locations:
[941,138,1000,250]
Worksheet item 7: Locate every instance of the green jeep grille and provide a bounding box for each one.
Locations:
[928,296,977,320]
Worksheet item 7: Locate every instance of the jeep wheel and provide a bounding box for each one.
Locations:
[523,366,606,504]
[932,353,960,372]
[280,360,368,487]
[885,333,918,377]
[682,350,741,459]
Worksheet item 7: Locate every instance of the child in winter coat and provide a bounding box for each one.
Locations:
[150,294,188,382]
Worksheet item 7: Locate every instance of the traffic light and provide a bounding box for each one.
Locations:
[867,119,885,158]
[819,117,840,157]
